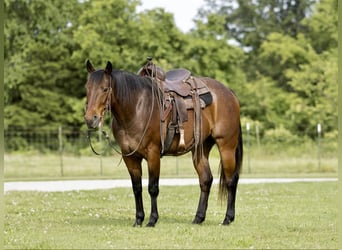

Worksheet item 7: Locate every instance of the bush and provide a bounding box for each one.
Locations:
[5,137,29,151]
[263,126,301,145]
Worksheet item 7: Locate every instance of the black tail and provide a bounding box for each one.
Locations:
[219,122,243,199]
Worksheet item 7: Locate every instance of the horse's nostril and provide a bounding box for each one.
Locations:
[93,115,98,120]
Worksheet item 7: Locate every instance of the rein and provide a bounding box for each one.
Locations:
[86,73,156,157]
[86,129,110,156]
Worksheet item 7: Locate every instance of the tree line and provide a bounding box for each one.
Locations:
[4,0,337,144]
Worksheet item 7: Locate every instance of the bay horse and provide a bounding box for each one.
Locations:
[84,60,243,227]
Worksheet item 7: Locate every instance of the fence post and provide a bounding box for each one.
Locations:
[98,129,103,176]
[246,122,251,174]
[255,124,260,150]
[317,123,321,170]
[58,126,64,176]
[176,157,179,175]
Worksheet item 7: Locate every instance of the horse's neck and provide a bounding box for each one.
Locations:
[111,90,152,130]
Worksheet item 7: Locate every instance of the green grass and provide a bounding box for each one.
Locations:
[5,182,337,249]
[4,145,338,180]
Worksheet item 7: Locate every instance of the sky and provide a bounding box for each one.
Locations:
[137,0,206,33]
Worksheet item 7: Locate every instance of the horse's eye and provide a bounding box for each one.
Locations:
[103,87,109,93]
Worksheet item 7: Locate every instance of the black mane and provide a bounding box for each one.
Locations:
[111,70,157,106]
[88,69,160,108]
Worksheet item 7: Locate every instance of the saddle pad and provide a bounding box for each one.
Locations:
[184,92,213,109]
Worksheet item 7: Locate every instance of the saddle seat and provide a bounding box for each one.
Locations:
[164,69,191,97]
[164,69,211,98]
[165,69,191,82]
[137,60,208,97]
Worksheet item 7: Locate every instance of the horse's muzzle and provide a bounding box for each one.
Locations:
[84,115,102,129]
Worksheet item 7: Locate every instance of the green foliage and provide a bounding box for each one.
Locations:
[263,125,301,145]
[286,49,337,136]
[4,0,85,130]
[302,0,338,53]
[259,33,317,89]
[199,0,313,51]
[4,0,337,146]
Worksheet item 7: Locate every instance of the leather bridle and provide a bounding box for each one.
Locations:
[86,73,156,157]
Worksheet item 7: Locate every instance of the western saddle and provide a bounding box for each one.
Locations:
[137,57,212,155]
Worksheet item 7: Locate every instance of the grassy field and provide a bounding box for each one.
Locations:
[4,182,337,249]
[4,145,338,180]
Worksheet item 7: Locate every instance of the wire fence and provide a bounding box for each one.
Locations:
[4,125,338,179]
[4,126,88,154]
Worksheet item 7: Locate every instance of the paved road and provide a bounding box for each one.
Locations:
[4,178,337,193]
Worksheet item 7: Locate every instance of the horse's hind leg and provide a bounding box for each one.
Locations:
[218,145,239,225]
[224,166,239,225]
[192,141,214,224]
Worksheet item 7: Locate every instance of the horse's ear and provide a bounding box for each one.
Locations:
[104,61,112,75]
[86,60,95,73]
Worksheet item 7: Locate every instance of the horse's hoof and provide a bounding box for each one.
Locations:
[221,218,234,225]
[192,216,205,224]
[133,220,143,227]
[146,217,158,227]
[146,222,156,227]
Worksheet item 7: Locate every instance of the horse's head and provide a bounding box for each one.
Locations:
[84,60,113,129]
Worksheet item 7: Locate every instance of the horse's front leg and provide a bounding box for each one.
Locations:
[124,156,145,227]
[146,154,160,227]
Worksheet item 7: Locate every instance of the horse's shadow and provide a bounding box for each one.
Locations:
[71,214,222,227]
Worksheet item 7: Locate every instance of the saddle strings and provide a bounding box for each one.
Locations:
[148,64,165,154]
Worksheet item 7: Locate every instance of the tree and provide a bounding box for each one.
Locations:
[195,0,337,138]
[286,49,337,136]
[4,0,193,132]
[135,8,187,67]
[258,32,317,90]
[71,0,142,71]
[199,0,315,51]
[4,0,337,144]
[4,0,84,129]
[182,13,246,96]
[71,0,188,72]
[302,0,338,53]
